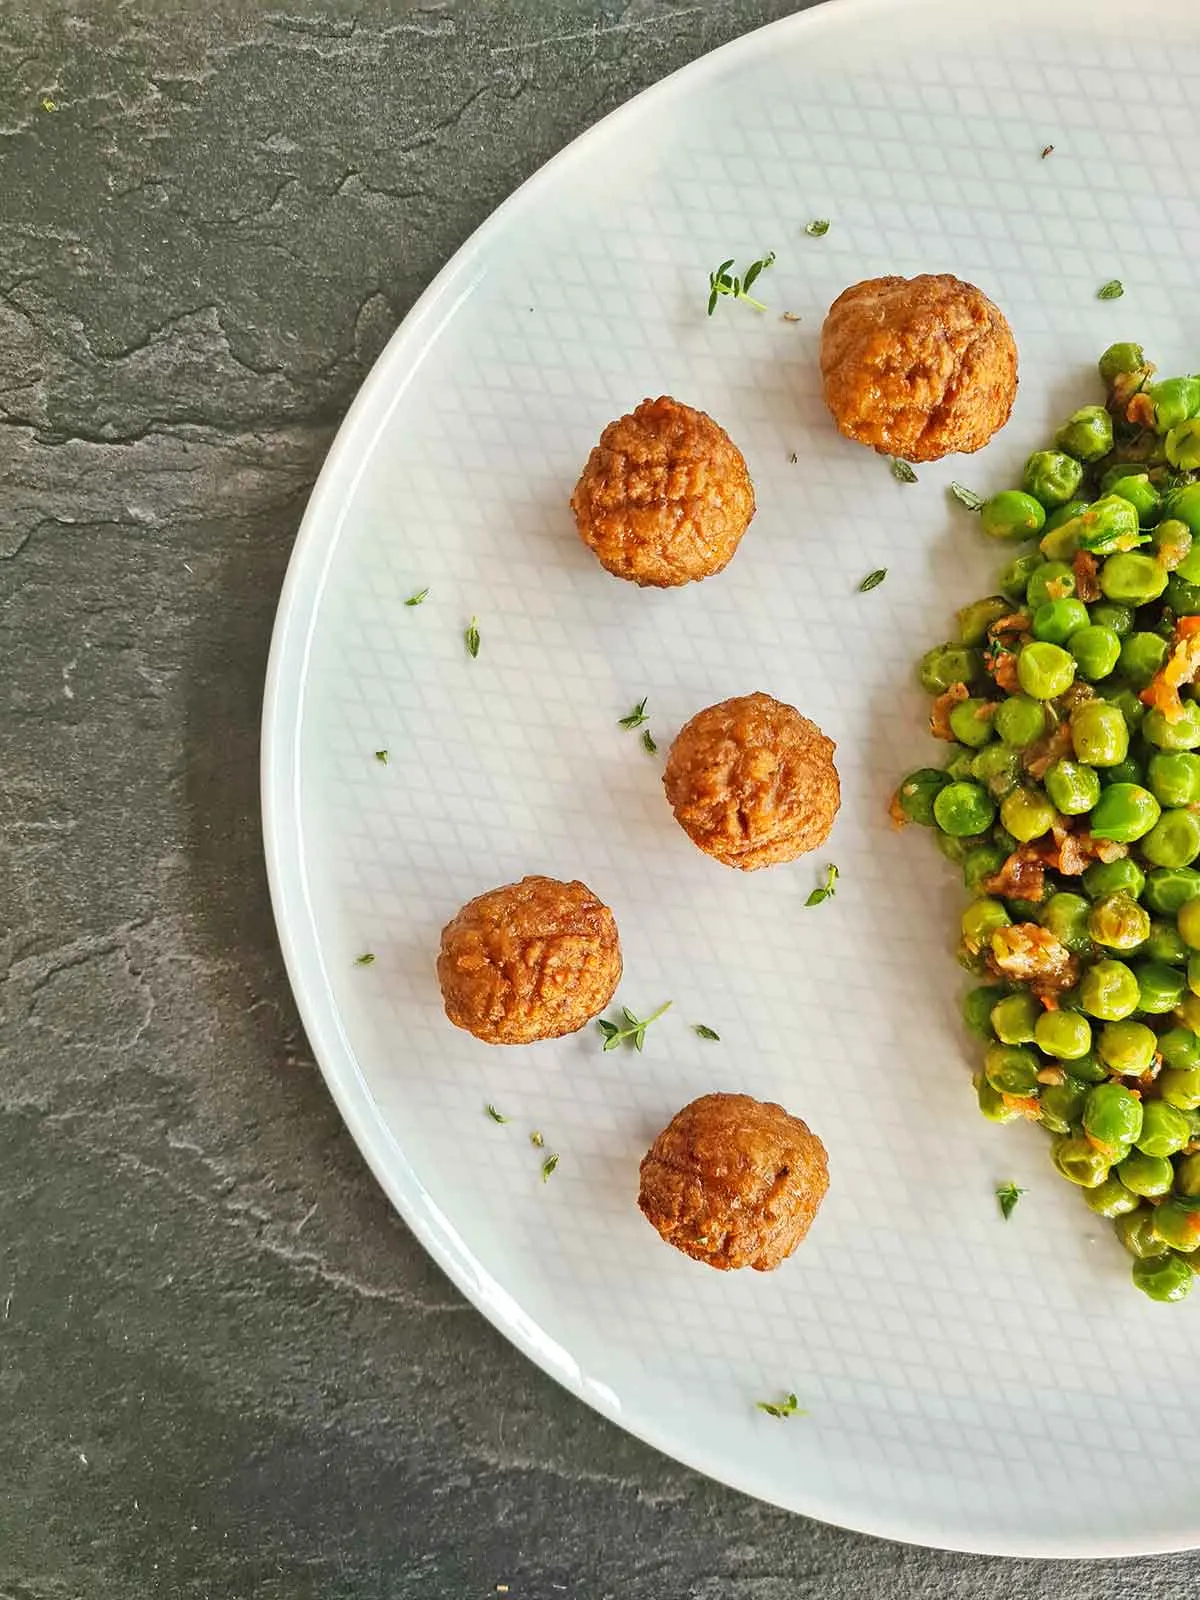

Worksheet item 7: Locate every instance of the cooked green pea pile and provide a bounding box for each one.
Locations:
[898,342,1200,1303]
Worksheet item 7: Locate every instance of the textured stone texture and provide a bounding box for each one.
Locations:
[4,2,1200,1595]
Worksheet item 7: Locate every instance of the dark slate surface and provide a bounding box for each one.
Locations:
[4,3,1198,1594]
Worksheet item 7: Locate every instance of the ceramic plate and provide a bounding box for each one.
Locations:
[263,0,1200,1555]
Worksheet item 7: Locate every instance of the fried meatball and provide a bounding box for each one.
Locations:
[663,692,839,870]
[570,395,755,587]
[639,1092,829,1271]
[437,876,621,1045]
[819,273,1018,462]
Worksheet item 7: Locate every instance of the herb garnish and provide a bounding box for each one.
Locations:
[465,616,481,658]
[355,952,376,966]
[597,1001,672,1052]
[485,1104,509,1124]
[529,1130,544,1148]
[619,698,649,729]
[996,1181,1026,1220]
[1040,144,1054,159]
[788,451,798,464]
[805,864,838,908]
[1097,279,1125,301]
[781,311,802,323]
[707,251,776,316]
[642,729,657,755]
[950,481,985,511]
[757,1392,805,1419]
[891,458,918,484]
[858,568,887,593]
[374,749,389,764]
[540,1153,559,1183]
[804,219,830,237]
[693,1024,720,1041]
[405,587,429,607]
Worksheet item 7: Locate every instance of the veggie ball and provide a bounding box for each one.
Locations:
[638,1092,830,1271]
[819,273,1018,462]
[663,691,840,869]
[437,876,621,1045]
[570,395,755,587]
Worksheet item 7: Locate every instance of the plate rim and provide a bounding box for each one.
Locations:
[261,0,1200,1557]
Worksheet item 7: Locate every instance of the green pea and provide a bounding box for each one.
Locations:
[1143,919,1189,964]
[963,843,1006,893]
[941,833,982,870]
[1052,1132,1110,1188]
[1152,519,1193,571]
[1148,376,1200,431]
[1101,757,1146,787]
[1079,959,1141,1021]
[894,768,950,826]
[1087,892,1151,952]
[998,551,1046,602]
[1034,1008,1093,1060]
[1189,951,1200,996]
[1104,471,1164,527]
[1159,1029,1200,1074]
[999,786,1058,843]
[1148,752,1200,808]
[944,747,977,782]
[948,697,998,749]
[1131,1252,1194,1302]
[1179,897,1200,950]
[1043,758,1100,816]
[1167,420,1200,471]
[1026,561,1077,610]
[1118,631,1169,689]
[1007,896,1043,922]
[992,824,1019,855]
[1099,682,1145,733]
[1166,571,1200,616]
[1083,1081,1145,1152]
[1055,403,1114,463]
[963,984,1007,1040]
[1100,551,1168,605]
[993,695,1047,748]
[971,744,1022,800]
[980,489,1048,542]
[962,897,1011,952]
[1017,641,1076,700]
[1099,342,1147,385]
[1071,494,1144,557]
[1083,857,1145,900]
[1117,1149,1175,1198]
[1097,1019,1158,1077]
[1088,782,1161,843]
[1064,1048,1108,1083]
[1068,624,1122,682]
[983,1042,1040,1097]
[1070,701,1130,767]
[1023,450,1084,510]
[1038,1074,1088,1135]
[1175,1150,1200,1191]
[919,643,983,694]
[1134,960,1188,1015]
[991,990,1040,1045]
[1142,808,1200,869]
[957,595,1011,646]
[1144,703,1200,751]
[975,1073,1022,1123]
[1083,1173,1141,1218]
[1090,601,1135,638]
[934,781,996,838]
[1168,483,1200,537]
[1175,542,1200,584]
[1039,519,1081,562]
[1116,1206,1163,1258]
[1150,1198,1200,1252]
[1032,597,1089,646]
[1144,866,1200,915]
[1136,1101,1192,1158]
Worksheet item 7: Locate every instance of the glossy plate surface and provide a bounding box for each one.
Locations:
[263,0,1200,1555]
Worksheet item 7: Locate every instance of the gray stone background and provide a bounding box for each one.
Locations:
[4,2,1198,1595]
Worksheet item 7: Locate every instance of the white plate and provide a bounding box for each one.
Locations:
[263,0,1200,1556]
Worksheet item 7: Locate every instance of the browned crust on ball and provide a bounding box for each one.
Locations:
[437,876,621,1045]
[819,273,1018,462]
[638,1092,830,1271]
[570,395,755,587]
[662,692,839,870]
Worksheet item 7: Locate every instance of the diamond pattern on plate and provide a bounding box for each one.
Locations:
[264,0,1200,1556]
